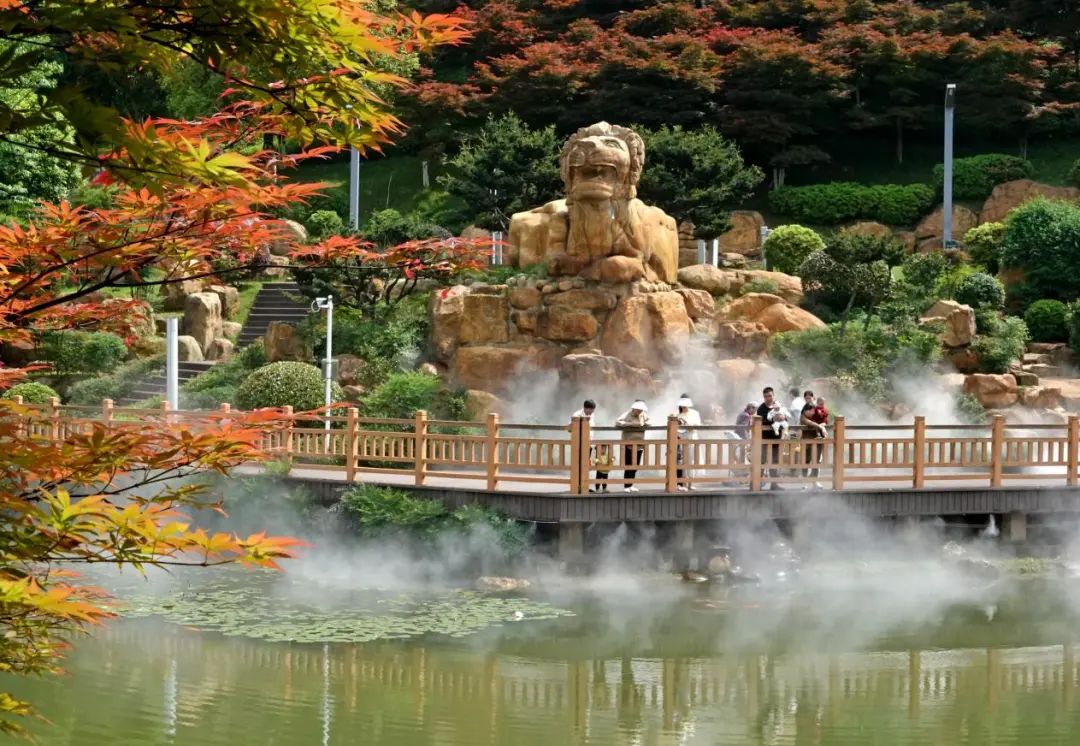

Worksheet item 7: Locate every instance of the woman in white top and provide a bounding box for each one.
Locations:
[674,396,702,491]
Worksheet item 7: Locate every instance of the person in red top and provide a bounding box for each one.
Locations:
[800,394,829,486]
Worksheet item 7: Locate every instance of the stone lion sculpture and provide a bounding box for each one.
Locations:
[508,122,679,284]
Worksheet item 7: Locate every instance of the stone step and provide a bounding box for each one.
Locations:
[1026,364,1064,378]
[1023,353,1050,365]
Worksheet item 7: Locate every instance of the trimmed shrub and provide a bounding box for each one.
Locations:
[954,272,1005,310]
[932,154,1033,200]
[972,316,1029,373]
[360,372,466,421]
[235,361,344,412]
[38,330,127,375]
[962,222,1005,273]
[1000,197,1080,301]
[1024,299,1069,342]
[2,382,59,405]
[763,224,825,274]
[305,209,346,240]
[769,182,934,225]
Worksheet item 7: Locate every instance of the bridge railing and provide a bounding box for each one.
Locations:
[8,397,1080,493]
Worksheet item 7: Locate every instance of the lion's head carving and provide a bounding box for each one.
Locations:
[560,122,644,204]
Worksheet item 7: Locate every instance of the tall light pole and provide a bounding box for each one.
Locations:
[348,148,360,231]
[312,296,335,440]
[165,317,179,411]
[943,83,957,249]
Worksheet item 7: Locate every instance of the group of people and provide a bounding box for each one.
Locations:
[571,385,830,493]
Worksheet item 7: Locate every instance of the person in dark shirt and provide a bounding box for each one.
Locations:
[799,392,828,487]
[756,387,782,489]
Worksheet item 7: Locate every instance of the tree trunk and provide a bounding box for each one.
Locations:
[1018,133,1028,160]
[895,118,904,164]
[839,291,857,336]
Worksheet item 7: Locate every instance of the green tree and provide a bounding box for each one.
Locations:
[1001,197,1080,301]
[762,224,825,275]
[800,232,905,328]
[637,125,762,238]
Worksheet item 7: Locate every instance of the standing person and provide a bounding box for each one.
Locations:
[734,402,756,468]
[788,388,804,417]
[756,387,784,490]
[800,396,829,487]
[571,399,609,493]
[615,399,649,492]
[673,395,702,491]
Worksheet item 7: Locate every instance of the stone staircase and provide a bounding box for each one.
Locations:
[116,360,217,405]
[236,281,311,348]
[1017,342,1072,386]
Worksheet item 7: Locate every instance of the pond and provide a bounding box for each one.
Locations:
[9,566,1080,745]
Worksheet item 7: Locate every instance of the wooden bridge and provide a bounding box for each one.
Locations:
[17,398,1080,545]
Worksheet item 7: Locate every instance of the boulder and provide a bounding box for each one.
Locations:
[579,255,646,284]
[176,335,203,362]
[1020,386,1063,409]
[675,288,715,320]
[264,321,311,363]
[720,253,748,268]
[262,254,291,278]
[512,309,539,333]
[342,384,365,403]
[209,285,240,320]
[465,389,504,420]
[453,346,530,392]
[715,358,759,381]
[417,362,440,377]
[716,321,770,359]
[1014,370,1039,386]
[509,286,542,309]
[182,292,223,354]
[268,219,307,256]
[717,210,765,256]
[920,300,976,348]
[205,337,234,361]
[677,264,732,295]
[161,268,205,311]
[715,293,785,322]
[222,321,242,339]
[742,270,803,304]
[546,288,617,310]
[430,285,469,363]
[915,205,978,242]
[980,179,1080,224]
[963,373,1018,408]
[939,373,967,393]
[945,346,980,374]
[557,353,654,392]
[459,292,510,344]
[842,221,892,238]
[537,307,598,342]
[896,231,917,253]
[753,303,826,334]
[680,265,804,304]
[600,291,691,372]
[336,354,364,386]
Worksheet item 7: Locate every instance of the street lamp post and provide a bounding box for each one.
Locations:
[943,83,957,249]
[312,296,335,441]
[349,148,360,231]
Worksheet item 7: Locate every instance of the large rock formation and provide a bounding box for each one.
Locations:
[264,321,311,363]
[715,293,825,335]
[508,122,679,283]
[963,373,1018,408]
[979,179,1080,224]
[600,291,691,371]
[677,265,803,303]
[557,353,653,392]
[717,211,765,256]
[182,292,222,354]
[920,300,976,348]
[915,205,978,251]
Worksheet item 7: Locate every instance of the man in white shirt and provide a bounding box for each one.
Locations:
[570,399,609,492]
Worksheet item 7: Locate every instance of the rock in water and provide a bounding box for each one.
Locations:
[475,576,531,592]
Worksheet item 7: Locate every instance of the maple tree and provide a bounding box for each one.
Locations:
[0,0,474,736]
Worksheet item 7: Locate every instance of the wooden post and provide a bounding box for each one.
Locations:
[665,416,679,493]
[414,410,429,486]
[485,412,500,491]
[1068,415,1079,488]
[749,416,762,492]
[283,405,295,458]
[569,417,583,494]
[48,397,60,442]
[102,398,114,423]
[912,415,926,489]
[990,414,1004,488]
[831,416,846,491]
[345,407,359,482]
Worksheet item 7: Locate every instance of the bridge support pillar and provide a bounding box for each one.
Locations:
[558,523,584,563]
[672,522,695,571]
[1004,511,1027,543]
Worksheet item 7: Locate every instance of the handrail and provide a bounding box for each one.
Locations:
[6,397,1080,494]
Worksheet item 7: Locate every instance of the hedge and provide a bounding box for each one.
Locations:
[769,182,935,225]
[235,361,344,412]
[2,382,59,405]
[932,154,1033,200]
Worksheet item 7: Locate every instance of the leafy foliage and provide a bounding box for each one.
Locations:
[1002,198,1080,302]
[1,382,58,405]
[67,356,164,405]
[769,182,935,225]
[799,232,904,321]
[361,372,466,421]
[954,272,1005,311]
[932,154,1034,200]
[235,362,344,412]
[38,331,127,375]
[304,209,346,241]
[321,296,429,389]
[181,342,267,409]
[1024,299,1069,342]
[763,224,825,275]
[971,316,1029,373]
[963,221,1006,274]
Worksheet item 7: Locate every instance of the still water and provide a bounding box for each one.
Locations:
[11,571,1080,745]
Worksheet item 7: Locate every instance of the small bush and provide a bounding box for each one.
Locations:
[972,316,1028,373]
[67,356,164,405]
[181,342,267,408]
[740,278,780,296]
[769,182,934,225]
[1024,299,1069,342]
[38,330,127,375]
[932,154,1033,200]
[954,272,1005,310]
[954,393,988,424]
[2,382,59,405]
[304,209,346,240]
[235,361,344,411]
[963,222,1005,273]
[1001,197,1080,301]
[360,372,466,421]
[763,224,825,274]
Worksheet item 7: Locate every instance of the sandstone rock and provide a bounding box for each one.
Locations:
[430,285,469,362]
[557,353,654,392]
[675,288,715,320]
[939,373,967,393]
[600,291,691,372]
[717,210,765,256]
[176,335,203,362]
[716,358,758,381]
[716,321,770,359]
[915,205,978,241]
[269,219,307,256]
[580,255,646,284]
[677,264,731,295]
[262,254,291,278]
[465,389,503,420]
[1014,370,1039,386]
[842,221,892,238]
[896,231,917,253]
[920,300,976,348]
[945,346,980,374]
[538,307,598,342]
[980,179,1080,224]
[715,293,785,322]
[1028,363,1064,378]
[453,346,529,391]
[264,321,311,363]
[742,270,803,304]
[963,373,1018,408]
[182,292,223,354]
[205,337,234,361]
[417,362,439,377]
[209,285,240,320]
[546,288,616,310]
[222,321,242,339]
[512,309,539,333]
[753,303,826,334]
[720,253,748,268]
[1020,385,1063,409]
[161,271,205,311]
[336,354,364,386]
[509,286,542,309]
[460,225,491,242]
[459,293,510,344]
[342,384,365,403]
